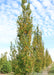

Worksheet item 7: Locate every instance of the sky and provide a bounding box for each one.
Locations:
[0,0,54,61]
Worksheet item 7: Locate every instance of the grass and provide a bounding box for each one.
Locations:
[48,63,54,75]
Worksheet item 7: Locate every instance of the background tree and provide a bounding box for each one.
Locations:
[32,25,44,72]
[10,42,17,72]
[0,52,12,73]
[45,49,52,67]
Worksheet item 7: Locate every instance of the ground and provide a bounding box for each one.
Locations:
[42,63,54,75]
[0,72,14,75]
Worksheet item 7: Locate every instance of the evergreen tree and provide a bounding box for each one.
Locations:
[15,0,33,75]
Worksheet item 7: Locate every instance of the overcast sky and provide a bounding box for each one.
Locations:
[0,0,54,61]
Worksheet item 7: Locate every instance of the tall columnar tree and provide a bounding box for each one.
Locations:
[32,25,44,72]
[10,42,17,72]
[48,55,52,65]
[45,49,49,67]
[39,36,44,69]
[45,49,52,67]
[15,0,33,75]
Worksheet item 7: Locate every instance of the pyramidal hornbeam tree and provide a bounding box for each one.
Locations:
[45,49,52,67]
[15,0,33,75]
[32,25,44,72]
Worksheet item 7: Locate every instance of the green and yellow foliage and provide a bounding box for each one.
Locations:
[10,42,17,72]
[0,52,12,73]
[45,50,52,67]
[32,25,44,72]
[9,0,52,74]
[15,0,33,75]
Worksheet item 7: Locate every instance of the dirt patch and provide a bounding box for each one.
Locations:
[42,64,52,75]
[0,74,5,75]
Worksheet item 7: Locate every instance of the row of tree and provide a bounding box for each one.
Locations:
[10,0,52,75]
[0,0,52,75]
